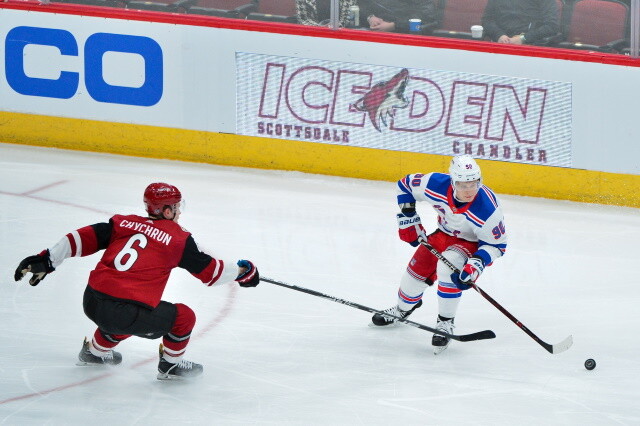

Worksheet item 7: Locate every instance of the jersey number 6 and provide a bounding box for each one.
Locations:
[114,234,148,271]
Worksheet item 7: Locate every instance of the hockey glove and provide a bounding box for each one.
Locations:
[14,250,55,286]
[235,260,259,287]
[450,256,485,290]
[397,212,425,247]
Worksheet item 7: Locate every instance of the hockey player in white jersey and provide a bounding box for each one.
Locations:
[372,155,507,354]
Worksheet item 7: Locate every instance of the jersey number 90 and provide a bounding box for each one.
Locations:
[492,221,506,240]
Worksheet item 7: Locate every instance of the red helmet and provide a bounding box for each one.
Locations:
[143,182,182,216]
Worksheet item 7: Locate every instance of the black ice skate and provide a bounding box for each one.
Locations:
[432,316,455,354]
[371,300,422,326]
[157,344,203,380]
[77,337,122,366]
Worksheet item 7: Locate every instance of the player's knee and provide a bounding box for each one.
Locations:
[172,303,196,335]
[436,247,468,281]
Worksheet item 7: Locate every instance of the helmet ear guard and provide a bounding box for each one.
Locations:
[143,183,182,217]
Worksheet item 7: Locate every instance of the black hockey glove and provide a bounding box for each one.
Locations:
[235,260,259,287]
[14,250,55,286]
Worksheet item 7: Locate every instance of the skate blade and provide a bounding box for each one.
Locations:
[433,345,449,355]
[157,372,179,381]
[76,360,110,367]
[368,321,398,328]
[157,372,200,381]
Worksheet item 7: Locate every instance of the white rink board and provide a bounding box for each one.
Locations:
[0,7,639,174]
[236,53,572,167]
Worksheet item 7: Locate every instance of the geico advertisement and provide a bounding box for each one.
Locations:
[237,52,573,167]
[0,15,184,126]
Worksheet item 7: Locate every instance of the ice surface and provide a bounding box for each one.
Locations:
[1,143,639,425]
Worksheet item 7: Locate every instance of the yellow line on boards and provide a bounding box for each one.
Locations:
[1,111,637,208]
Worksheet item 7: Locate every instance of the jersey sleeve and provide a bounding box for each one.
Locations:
[396,173,434,205]
[48,221,113,268]
[178,236,237,286]
[473,206,507,266]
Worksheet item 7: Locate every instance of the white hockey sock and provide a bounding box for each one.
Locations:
[436,289,461,319]
[396,270,428,311]
[162,345,186,363]
[90,338,113,358]
[435,248,467,319]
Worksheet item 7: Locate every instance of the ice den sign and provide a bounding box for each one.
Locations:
[236,53,572,167]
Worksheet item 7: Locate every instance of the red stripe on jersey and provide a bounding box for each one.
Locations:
[67,233,78,257]
[193,259,225,286]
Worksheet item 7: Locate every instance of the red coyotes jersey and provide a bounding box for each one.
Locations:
[65,214,227,308]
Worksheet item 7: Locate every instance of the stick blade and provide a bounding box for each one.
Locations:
[456,329,496,342]
[550,335,573,354]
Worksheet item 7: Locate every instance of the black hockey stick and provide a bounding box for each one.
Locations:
[260,276,496,342]
[419,240,573,354]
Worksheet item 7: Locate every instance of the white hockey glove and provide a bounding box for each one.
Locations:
[397,212,425,247]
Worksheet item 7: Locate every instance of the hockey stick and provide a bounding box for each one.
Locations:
[260,277,495,342]
[419,240,573,354]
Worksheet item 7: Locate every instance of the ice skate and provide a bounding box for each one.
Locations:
[432,316,455,354]
[157,344,203,380]
[77,337,122,366]
[371,300,422,326]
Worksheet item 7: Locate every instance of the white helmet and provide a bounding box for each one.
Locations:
[449,155,482,185]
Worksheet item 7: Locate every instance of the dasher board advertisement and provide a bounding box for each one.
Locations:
[236,52,572,167]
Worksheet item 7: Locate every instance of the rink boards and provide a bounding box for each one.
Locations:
[0,4,639,207]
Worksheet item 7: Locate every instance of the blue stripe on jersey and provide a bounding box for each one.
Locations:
[463,211,484,227]
[424,173,450,202]
[425,188,447,203]
[466,186,500,223]
[481,186,499,208]
[398,193,415,204]
[428,173,452,193]
[398,176,411,192]
[397,176,415,204]
[474,249,493,266]
[478,240,507,253]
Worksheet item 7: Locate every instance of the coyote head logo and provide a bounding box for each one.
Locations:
[353,68,410,132]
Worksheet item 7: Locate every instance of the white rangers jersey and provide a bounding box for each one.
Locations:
[397,172,507,266]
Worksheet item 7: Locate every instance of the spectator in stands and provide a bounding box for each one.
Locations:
[296,0,357,27]
[361,0,438,34]
[482,0,559,45]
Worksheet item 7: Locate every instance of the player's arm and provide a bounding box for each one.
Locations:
[456,211,507,287]
[14,221,113,286]
[396,173,433,246]
[179,236,260,287]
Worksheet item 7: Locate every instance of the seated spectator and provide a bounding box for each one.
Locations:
[361,0,438,34]
[296,0,357,27]
[482,0,559,45]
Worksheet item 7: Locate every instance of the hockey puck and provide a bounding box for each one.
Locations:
[584,358,596,370]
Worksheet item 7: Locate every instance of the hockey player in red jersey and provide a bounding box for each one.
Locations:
[14,182,260,380]
[371,155,507,354]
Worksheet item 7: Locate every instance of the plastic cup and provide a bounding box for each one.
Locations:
[471,25,483,39]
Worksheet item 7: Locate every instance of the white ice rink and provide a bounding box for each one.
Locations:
[1,143,639,425]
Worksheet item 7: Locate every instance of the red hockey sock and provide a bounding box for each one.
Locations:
[162,303,195,360]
